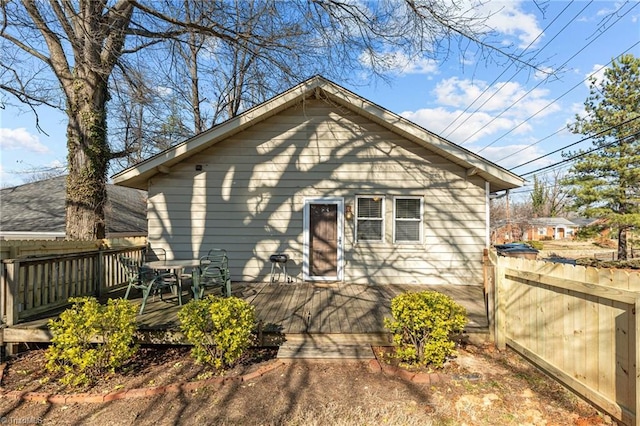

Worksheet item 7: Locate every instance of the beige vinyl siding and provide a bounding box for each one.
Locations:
[147,100,487,285]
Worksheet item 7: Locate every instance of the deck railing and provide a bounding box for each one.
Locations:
[1,245,146,326]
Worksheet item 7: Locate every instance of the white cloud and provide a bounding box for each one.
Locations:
[155,86,173,96]
[400,74,562,147]
[534,66,554,81]
[596,5,620,17]
[479,1,543,49]
[569,102,585,117]
[472,143,551,170]
[430,76,559,120]
[0,128,49,154]
[401,107,524,145]
[585,63,606,89]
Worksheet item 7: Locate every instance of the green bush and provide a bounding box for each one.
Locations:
[45,297,138,386]
[178,296,256,370]
[384,291,467,368]
[524,240,544,250]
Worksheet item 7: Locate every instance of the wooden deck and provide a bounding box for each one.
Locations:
[2,282,489,347]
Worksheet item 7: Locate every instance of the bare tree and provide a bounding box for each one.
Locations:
[531,170,569,217]
[1,0,548,240]
[544,169,570,217]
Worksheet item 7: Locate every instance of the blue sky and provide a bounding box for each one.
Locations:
[1,1,639,196]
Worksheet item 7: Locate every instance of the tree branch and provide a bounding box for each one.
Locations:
[21,0,74,90]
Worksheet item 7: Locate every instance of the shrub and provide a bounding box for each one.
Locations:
[178,296,256,370]
[384,291,467,368]
[524,240,544,250]
[45,297,138,386]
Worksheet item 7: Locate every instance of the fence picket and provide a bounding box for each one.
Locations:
[494,254,639,426]
[1,244,146,326]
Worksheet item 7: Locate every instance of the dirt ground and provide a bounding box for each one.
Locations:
[0,343,614,426]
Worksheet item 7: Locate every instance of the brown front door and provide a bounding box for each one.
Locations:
[309,203,338,277]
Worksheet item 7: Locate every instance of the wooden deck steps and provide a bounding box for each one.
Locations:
[276,334,385,360]
[277,343,374,360]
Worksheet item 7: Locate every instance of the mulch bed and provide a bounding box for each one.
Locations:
[0,345,278,396]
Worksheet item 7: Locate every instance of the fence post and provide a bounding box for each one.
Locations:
[494,255,506,350]
[635,296,640,426]
[0,261,7,326]
[483,249,496,343]
[96,249,105,298]
[4,260,20,326]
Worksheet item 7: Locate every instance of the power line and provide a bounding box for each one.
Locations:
[474,1,639,152]
[508,172,573,195]
[477,38,640,155]
[495,126,568,163]
[508,115,640,170]
[519,129,640,178]
[439,0,577,137]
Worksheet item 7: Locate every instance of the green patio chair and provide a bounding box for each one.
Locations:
[192,249,231,300]
[119,255,181,314]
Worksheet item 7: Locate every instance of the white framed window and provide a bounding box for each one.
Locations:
[538,227,546,236]
[355,196,384,242]
[393,197,423,243]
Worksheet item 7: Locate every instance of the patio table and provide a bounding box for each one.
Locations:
[144,259,201,297]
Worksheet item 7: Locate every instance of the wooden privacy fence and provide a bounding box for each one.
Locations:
[1,245,147,326]
[487,251,640,426]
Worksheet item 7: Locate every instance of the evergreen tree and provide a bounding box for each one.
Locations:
[563,54,640,260]
[531,175,546,217]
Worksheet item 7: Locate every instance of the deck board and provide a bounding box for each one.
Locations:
[3,283,489,345]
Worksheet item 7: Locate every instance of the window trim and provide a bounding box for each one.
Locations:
[393,196,423,244]
[355,195,385,243]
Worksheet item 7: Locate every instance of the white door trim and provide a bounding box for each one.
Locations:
[302,197,344,281]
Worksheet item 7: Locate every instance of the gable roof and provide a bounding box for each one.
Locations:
[0,176,147,237]
[529,217,580,227]
[112,75,524,193]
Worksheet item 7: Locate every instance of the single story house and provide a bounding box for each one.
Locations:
[523,217,580,241]
[0,175,147,240]
[112,76,523,286]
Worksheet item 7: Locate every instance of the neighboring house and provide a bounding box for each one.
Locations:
[523,217,580,241]
[491,220,524,245]
[113,76,524,286]
[571,217,612,239]
[0,176,147,239]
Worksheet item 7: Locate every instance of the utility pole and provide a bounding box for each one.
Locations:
[505,190,512,242]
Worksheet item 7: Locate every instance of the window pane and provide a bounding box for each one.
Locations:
[357,220,382,241]
[357,197,382,218]
[396,222,420,241]
[394,198,421,242]
[395,199,420,219]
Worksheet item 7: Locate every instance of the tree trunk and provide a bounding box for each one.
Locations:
[617,227,628,261]
[65,73,110,241]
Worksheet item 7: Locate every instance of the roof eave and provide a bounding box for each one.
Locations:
[113,76,524,192]
[317,83,524,192]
